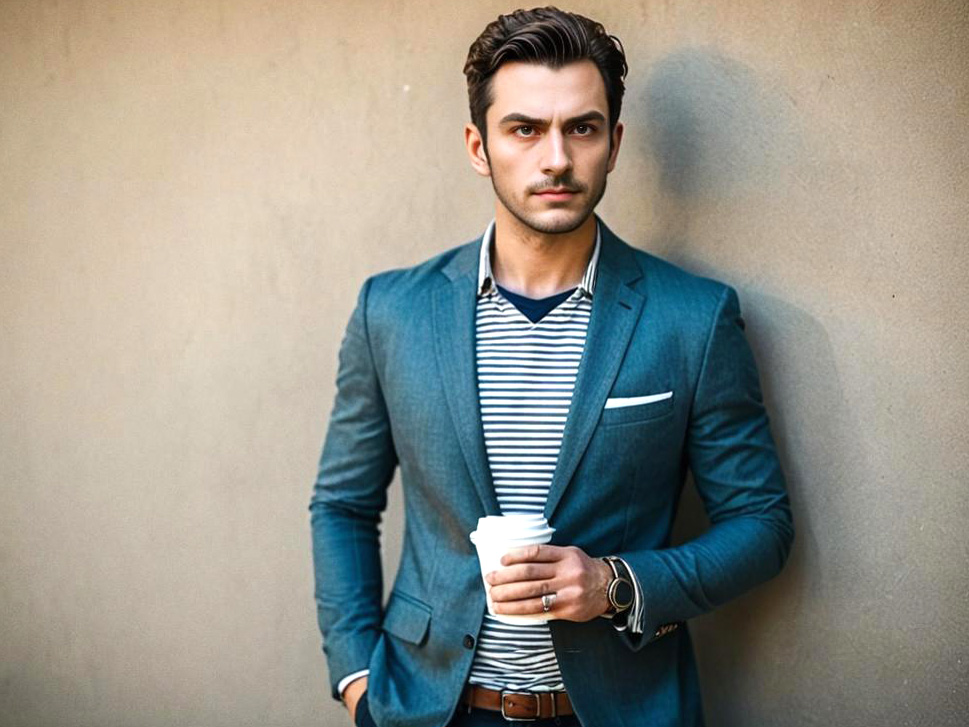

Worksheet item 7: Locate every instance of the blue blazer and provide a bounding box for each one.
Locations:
[310,220,794,727]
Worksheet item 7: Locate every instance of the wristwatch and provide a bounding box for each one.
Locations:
[601,556,634,615]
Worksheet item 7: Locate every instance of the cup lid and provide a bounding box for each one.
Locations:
[470,514,554,543]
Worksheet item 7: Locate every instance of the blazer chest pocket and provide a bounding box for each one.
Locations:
[382,590,432,646]
[600,391,675,427]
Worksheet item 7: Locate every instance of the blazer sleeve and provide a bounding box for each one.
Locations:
[616,285,794,651]
[308,276,397,699]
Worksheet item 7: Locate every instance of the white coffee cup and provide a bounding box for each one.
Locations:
[469,514,555,625]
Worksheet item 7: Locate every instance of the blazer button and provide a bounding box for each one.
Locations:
[463,634,475,649]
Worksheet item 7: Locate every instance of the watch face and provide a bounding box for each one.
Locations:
[615,579,634,609]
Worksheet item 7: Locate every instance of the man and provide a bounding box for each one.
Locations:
[310,7,793,727]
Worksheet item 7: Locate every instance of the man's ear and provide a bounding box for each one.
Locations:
[606,121,624,173]
[465,123,491,177]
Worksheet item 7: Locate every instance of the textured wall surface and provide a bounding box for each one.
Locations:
[1,1,967,726]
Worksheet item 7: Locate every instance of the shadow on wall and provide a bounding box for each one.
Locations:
[639,45,804,262]
[643,47,801,209]
[640,48,857,720]
[672,294,860,721]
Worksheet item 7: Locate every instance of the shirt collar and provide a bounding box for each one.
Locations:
[476,218,601,300]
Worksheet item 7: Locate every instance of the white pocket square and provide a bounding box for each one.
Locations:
[604,391,673,409]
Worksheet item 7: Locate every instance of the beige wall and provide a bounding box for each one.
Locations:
[2,1,967,725]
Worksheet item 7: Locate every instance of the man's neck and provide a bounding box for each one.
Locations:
[490,208,597,299]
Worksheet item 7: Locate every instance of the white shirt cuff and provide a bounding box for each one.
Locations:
[338,669,370,699]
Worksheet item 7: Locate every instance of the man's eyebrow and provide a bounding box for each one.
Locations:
[497,111,607,126]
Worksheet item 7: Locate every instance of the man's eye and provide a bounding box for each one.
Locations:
[573,124,595,135]
[514,126,536,137]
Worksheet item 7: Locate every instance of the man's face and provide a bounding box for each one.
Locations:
[470,60,623,235]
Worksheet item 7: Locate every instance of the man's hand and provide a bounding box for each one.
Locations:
[342,675,368,724]
[485,544,612,621]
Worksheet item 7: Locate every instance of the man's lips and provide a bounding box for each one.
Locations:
[534,187,579,199]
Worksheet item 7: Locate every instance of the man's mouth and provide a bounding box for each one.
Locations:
[534,187,579,200]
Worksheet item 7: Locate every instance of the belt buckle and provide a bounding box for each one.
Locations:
[500,691,541,722]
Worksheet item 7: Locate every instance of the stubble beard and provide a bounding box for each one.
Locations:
[490,167,609,236]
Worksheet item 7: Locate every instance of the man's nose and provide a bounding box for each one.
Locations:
[540,130,572,178]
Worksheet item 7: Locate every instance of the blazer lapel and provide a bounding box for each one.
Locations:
[543,226,646,523]
[431,239,501,518]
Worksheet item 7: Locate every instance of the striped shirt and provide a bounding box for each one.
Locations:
[467,219,643,692]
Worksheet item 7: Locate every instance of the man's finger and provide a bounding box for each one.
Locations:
[492,594,560,617]
[500,544,563,566]
[490,577,557,603]
[487,563,557,587]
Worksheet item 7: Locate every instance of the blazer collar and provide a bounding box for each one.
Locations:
[433,216,646,523]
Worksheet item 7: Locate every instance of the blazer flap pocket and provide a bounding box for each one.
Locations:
[382,590,432,645]
[601,390,674,426]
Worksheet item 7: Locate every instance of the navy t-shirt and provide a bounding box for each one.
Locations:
[495,283,578,323]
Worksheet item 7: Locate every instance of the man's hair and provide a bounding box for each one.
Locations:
[463,6,628,150]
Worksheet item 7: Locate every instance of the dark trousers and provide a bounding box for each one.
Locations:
[354,692,583,727]
[446,705,583,726]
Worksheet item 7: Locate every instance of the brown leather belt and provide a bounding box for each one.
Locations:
[460,684,573,720]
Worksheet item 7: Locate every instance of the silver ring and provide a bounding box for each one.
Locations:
[541,593,556,612]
